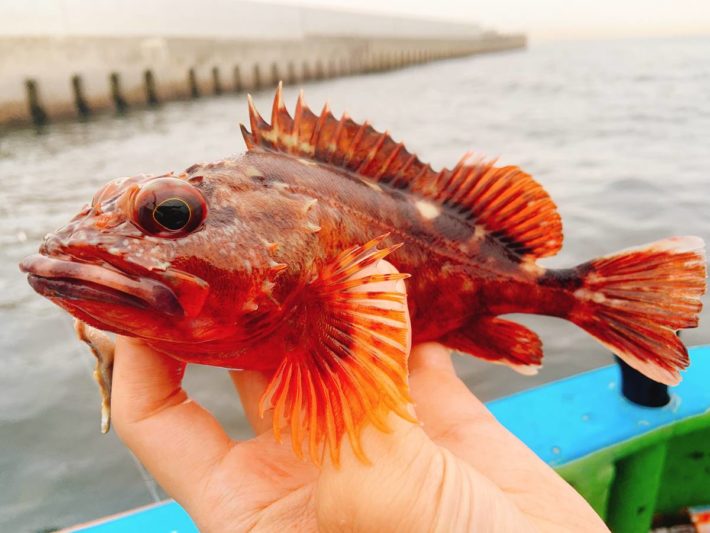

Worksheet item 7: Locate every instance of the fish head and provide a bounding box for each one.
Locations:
[19,163,301,352]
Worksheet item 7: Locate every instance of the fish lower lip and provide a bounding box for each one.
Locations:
[27,274,151,311]
[20,254,183,317]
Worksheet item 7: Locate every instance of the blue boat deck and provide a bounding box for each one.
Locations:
[488,345,710,465]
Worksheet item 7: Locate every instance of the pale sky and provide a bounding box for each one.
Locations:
[3,0,710,41]
[256,0,710,41]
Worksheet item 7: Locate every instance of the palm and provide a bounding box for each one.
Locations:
[194,433,319,531]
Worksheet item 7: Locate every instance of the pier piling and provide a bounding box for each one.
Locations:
[0,3,526,128]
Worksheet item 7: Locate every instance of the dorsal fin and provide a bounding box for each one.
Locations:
[240,84,563,259]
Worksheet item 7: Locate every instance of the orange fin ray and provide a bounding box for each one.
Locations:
[241,87,563,259]
[443,317,543,375]
[259,234,411,465]
[570,236,706,385]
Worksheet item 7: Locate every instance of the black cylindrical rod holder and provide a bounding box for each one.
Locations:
[615,356,670,407]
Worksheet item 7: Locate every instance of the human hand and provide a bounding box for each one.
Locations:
[111,260,609,532]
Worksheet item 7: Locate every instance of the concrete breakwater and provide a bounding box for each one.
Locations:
[0,2,525,128]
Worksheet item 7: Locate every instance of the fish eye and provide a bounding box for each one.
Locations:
[153,198,191,230]
[131,177,207,237]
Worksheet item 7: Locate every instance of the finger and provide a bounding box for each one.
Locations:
[409,341,549,465]
[408,342,607,531]
[409,342,495,437]
[229,369,273,434]
[111,336,234,502]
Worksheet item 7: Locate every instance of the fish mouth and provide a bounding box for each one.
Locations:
[20,254,187,317]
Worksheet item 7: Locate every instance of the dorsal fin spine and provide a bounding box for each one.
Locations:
[432,169,449,202]
[241,89,564,259]
[440,160,468,204]
[311,104,329,148]
[292,92,304,137]
[329,114,348,163]
[357,131,388,174]
[450,165,479,206]
[453,158,488,205]
[460,175,494,217]
[375,143,403,180]
[271,82,284,126]
[240,124,255,150]
[343,120,369,167]
[391,153,417,188]
[247,94,261,142]
[449,153,476,194]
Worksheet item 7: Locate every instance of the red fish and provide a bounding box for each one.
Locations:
[20,86,707,463]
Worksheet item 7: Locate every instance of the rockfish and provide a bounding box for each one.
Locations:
[20,86,706,463]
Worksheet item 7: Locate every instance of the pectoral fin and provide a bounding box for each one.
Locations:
[442,317,543,375]
[75,320,115,433]
[259,234,413,465]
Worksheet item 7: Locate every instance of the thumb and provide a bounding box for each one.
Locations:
[409,342,497,442]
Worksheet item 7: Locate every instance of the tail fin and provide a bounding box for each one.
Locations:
[569,236,706,385]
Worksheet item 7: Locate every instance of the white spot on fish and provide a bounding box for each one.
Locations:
[574,288,606,303]
[415,199,440,220]
[244,165,263,178]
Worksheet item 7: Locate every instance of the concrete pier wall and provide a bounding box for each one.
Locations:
[0,1,526,127]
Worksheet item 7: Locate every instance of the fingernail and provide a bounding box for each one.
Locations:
[376,260,406,294]
[376,259,392,274]
[395,278,406,293]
